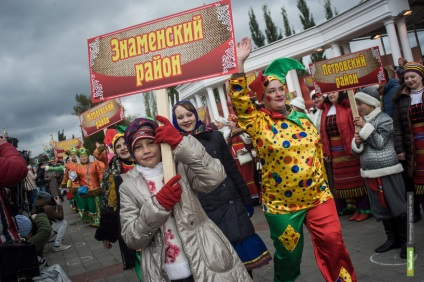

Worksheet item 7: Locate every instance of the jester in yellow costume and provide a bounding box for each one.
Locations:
[228,37,356,282]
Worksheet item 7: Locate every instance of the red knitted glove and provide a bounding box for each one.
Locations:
[155,174,182,211]
[155,115,183,149]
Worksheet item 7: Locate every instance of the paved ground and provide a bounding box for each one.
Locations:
[44,202,424,281]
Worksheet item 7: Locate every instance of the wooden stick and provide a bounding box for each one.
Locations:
[347,89,360,132]
[155,88,176,182]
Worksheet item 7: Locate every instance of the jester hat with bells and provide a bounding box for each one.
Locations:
[249,58,305,102]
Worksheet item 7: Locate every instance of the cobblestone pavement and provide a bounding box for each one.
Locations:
[44,203,424,281]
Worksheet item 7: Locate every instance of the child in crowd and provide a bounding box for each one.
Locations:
[119,117,252,282]
[352,86,407,258]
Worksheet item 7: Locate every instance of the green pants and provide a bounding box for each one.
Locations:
[265,210,307,282]
[135,252,142,281]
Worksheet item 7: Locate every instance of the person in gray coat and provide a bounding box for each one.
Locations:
[119,116,252,282]
[352,86,407,259]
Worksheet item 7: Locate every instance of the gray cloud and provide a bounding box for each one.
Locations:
[0,0,356,156]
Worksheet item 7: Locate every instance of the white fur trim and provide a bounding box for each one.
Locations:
[361,163,404,178]
[359,123,375,140]
[363,107,381,121]
[351,138,364,154]
[355,92,380,107]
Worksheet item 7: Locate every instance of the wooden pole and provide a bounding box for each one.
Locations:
[155,88,176,182]
[347,89,360,132]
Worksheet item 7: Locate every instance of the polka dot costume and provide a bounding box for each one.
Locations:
[229,76,332,214]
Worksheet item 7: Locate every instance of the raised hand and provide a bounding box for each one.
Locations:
[236,37,252,73]
[155,115,183,149]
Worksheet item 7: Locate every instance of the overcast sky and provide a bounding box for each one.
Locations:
[1,0,362,157]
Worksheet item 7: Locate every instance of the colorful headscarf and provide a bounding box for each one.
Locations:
[172,100,211,136]
[404,62,424,79]
[249,58,305,102]
[124,118,158,157]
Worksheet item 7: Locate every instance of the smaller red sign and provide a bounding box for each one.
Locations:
[79,99,125,137]
[54,138,83,160]
[309,47,385,94]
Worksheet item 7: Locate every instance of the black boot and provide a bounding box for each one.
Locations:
[375,218,400,253]
[395,215,407,259]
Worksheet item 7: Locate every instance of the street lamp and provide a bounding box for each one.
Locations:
[399,10,412,17]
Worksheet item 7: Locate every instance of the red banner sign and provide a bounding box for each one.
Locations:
[309,47,385,94]
[54,138,83,160]
[87,0,236,102]
[79,99,125,137]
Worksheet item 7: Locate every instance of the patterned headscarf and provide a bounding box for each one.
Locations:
[124,118,158,157]
[172,100,211,136]
[404,62,424,79]
[249,58,305,102]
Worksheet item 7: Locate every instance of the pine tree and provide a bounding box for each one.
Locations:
[297,0,315,30]
[263,5,282,44]
[144,93,152,118]
[248,7,265,48]
[143,91,157,118]
[296,0,325,63]
[324,0,334,20]
[311,51,327,63]
[168,86,179,107]
[57,129,66,141]
[281,7,292,38]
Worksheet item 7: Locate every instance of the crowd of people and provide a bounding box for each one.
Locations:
[1,38,424,281]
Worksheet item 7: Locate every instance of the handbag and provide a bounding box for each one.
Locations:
[0,239,40,282]
[236,149,253,166]
[78,186,88,195]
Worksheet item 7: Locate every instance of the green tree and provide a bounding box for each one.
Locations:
[143,91,157,118]
[57,129,66,141]
[71,94,104,153]
[248,7,265,48]
[168,86,179,107]
[297,0,315,30]
[281,6,292,37]
[311,51,327,63]
[263,5,282,44]
[324,0,334,20]
[38,154,50,163]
